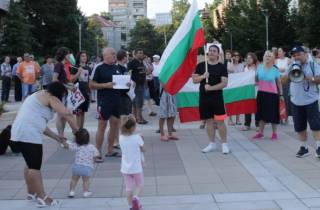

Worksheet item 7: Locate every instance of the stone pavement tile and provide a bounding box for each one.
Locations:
[110,203,219,210]
[224,180,264,192]
[0,188,20,199]
[155,167,186,176]
[91,187,122,198]
[294,169,320,180]
[302,198,320,208]
[191,183,228,193]
[139,194,214,205]
[188,174,223,184]
[156,176,189,185]
[1,171,24,180]
[94,170,122,178]
[275,199,309,210]
[255,176,287,192]
[304,178,320,190]
[0,180,24,189]
[217,200,281,210]
[277,175,320,198]
[213,191,295,202]
[157,185,193,196]
[90,178,123,187]
[121,185,157,197]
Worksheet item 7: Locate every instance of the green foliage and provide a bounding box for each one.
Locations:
[171,0,190,30]
[129,18,162,56]
[1,0,33,57]
[100,11,113,21]
[295,0,320,47]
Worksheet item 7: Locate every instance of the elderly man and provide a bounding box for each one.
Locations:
[90,47,122,162]
[17,53,40,99]
[283,46,320,158]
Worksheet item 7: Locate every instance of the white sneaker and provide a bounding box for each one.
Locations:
[202,143,216,153]
[83,191,92,198]
[68,191,75,198]
[222,143,230,154]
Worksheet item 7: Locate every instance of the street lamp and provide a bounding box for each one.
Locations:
[262,9,270,50]
[96,36,99,57]
[74,17,82,52]
[225,28,233,51]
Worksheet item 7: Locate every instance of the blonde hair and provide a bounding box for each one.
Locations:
[263,50,275,65]
[121,115,136,135]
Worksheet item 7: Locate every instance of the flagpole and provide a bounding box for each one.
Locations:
[204,45,208,83]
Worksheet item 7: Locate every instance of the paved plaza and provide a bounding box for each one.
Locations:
[1,100,320,209]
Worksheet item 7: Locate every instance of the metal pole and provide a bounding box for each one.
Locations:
[79,23,82,52]
[164,27,167,46]
[96,36,99,57]
[266,16,269,50]
[230,32,233,51]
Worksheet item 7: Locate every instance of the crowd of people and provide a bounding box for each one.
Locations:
[2,43,320,209]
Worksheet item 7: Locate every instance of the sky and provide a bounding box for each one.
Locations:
[77,0,212,18]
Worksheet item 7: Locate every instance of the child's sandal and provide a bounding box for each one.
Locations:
[37,195,59,208]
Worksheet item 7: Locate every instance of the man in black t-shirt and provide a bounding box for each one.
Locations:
[90,47,122,162]
[128,49,149,124]
[192,45,230,154]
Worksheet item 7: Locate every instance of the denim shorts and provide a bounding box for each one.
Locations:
[291,101,320,132]
[72,164,93,177]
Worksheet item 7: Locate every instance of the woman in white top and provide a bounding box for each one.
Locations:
[227,51,244,125]
[242,52,259,131]
[11,82,79,207]
[276,48,292,124]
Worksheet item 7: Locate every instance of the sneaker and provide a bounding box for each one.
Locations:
[296,146,310,158]
[222,143,230,154]
[252,132,264,139]
[271,133,278,141]
[83,191,92,198]
[202,143,216,153]
[68,191,75,198]
[132,196,142,210]
[316,147,320,158]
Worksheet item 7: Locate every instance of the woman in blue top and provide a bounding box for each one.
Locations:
[253,51,284,141]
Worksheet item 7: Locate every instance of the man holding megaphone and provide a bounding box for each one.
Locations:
[283,45,320,158]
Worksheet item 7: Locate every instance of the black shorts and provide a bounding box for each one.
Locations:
[119,95,132,115]
[97,103,120,121]
[16,142,43,170]
[199,98,226,120]
[74,93,90,114]
[291,101,320,132]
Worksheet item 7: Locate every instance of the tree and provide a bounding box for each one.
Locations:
[0,0,33,57]
[296,0,320,47]
[129,18,162,56]
[100,11,113,21]
[171,0,190,30]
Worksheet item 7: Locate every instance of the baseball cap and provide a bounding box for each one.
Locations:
[153,54,160,59]
[291,46,305,54]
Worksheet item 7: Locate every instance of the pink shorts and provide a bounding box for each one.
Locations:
[123,173,144,192]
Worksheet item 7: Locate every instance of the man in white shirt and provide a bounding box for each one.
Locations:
[152,55,161,106]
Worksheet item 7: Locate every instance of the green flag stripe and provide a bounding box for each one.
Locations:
[159,14,202,84]
[223,85,256,104]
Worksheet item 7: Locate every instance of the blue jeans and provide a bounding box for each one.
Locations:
[22,83,37,99]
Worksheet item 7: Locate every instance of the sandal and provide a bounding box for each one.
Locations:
[160,135,169,142]
[37,195,59,208]
[95,156,104,163]
[105,152,121,157]
[168,135,179,141]
[241,126,250,131]
[113,145,121,150]
[27,193,37,202]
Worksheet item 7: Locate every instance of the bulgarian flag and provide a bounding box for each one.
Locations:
[176,71,257,123]
[158,0,205,95]
[65,53,76,81]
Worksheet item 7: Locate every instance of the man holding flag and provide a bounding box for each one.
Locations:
[192,45,229,154]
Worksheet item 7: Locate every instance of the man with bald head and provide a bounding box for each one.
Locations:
[90,47,122,162]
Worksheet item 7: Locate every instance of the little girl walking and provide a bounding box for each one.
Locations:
[64,128,99,198]
[120,116,145,210]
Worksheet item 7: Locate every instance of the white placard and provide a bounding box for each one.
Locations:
[112,75,131,89]
[67,84,85,110]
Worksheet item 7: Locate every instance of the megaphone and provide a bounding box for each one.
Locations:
[289,63,304,83]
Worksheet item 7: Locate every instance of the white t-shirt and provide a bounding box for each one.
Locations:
[152,62,161,77]
[276,57,290,74]
[119,134,144,174]
[68,141,99,169]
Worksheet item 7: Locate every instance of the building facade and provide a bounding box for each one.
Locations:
[91,15,122,51]
[155,12,172,26]
[109,0,147,49]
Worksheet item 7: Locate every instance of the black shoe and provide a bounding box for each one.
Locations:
[155,129,160,133]
[316,147,320,158]
[137,120,148,125]
[296,146,310,158]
